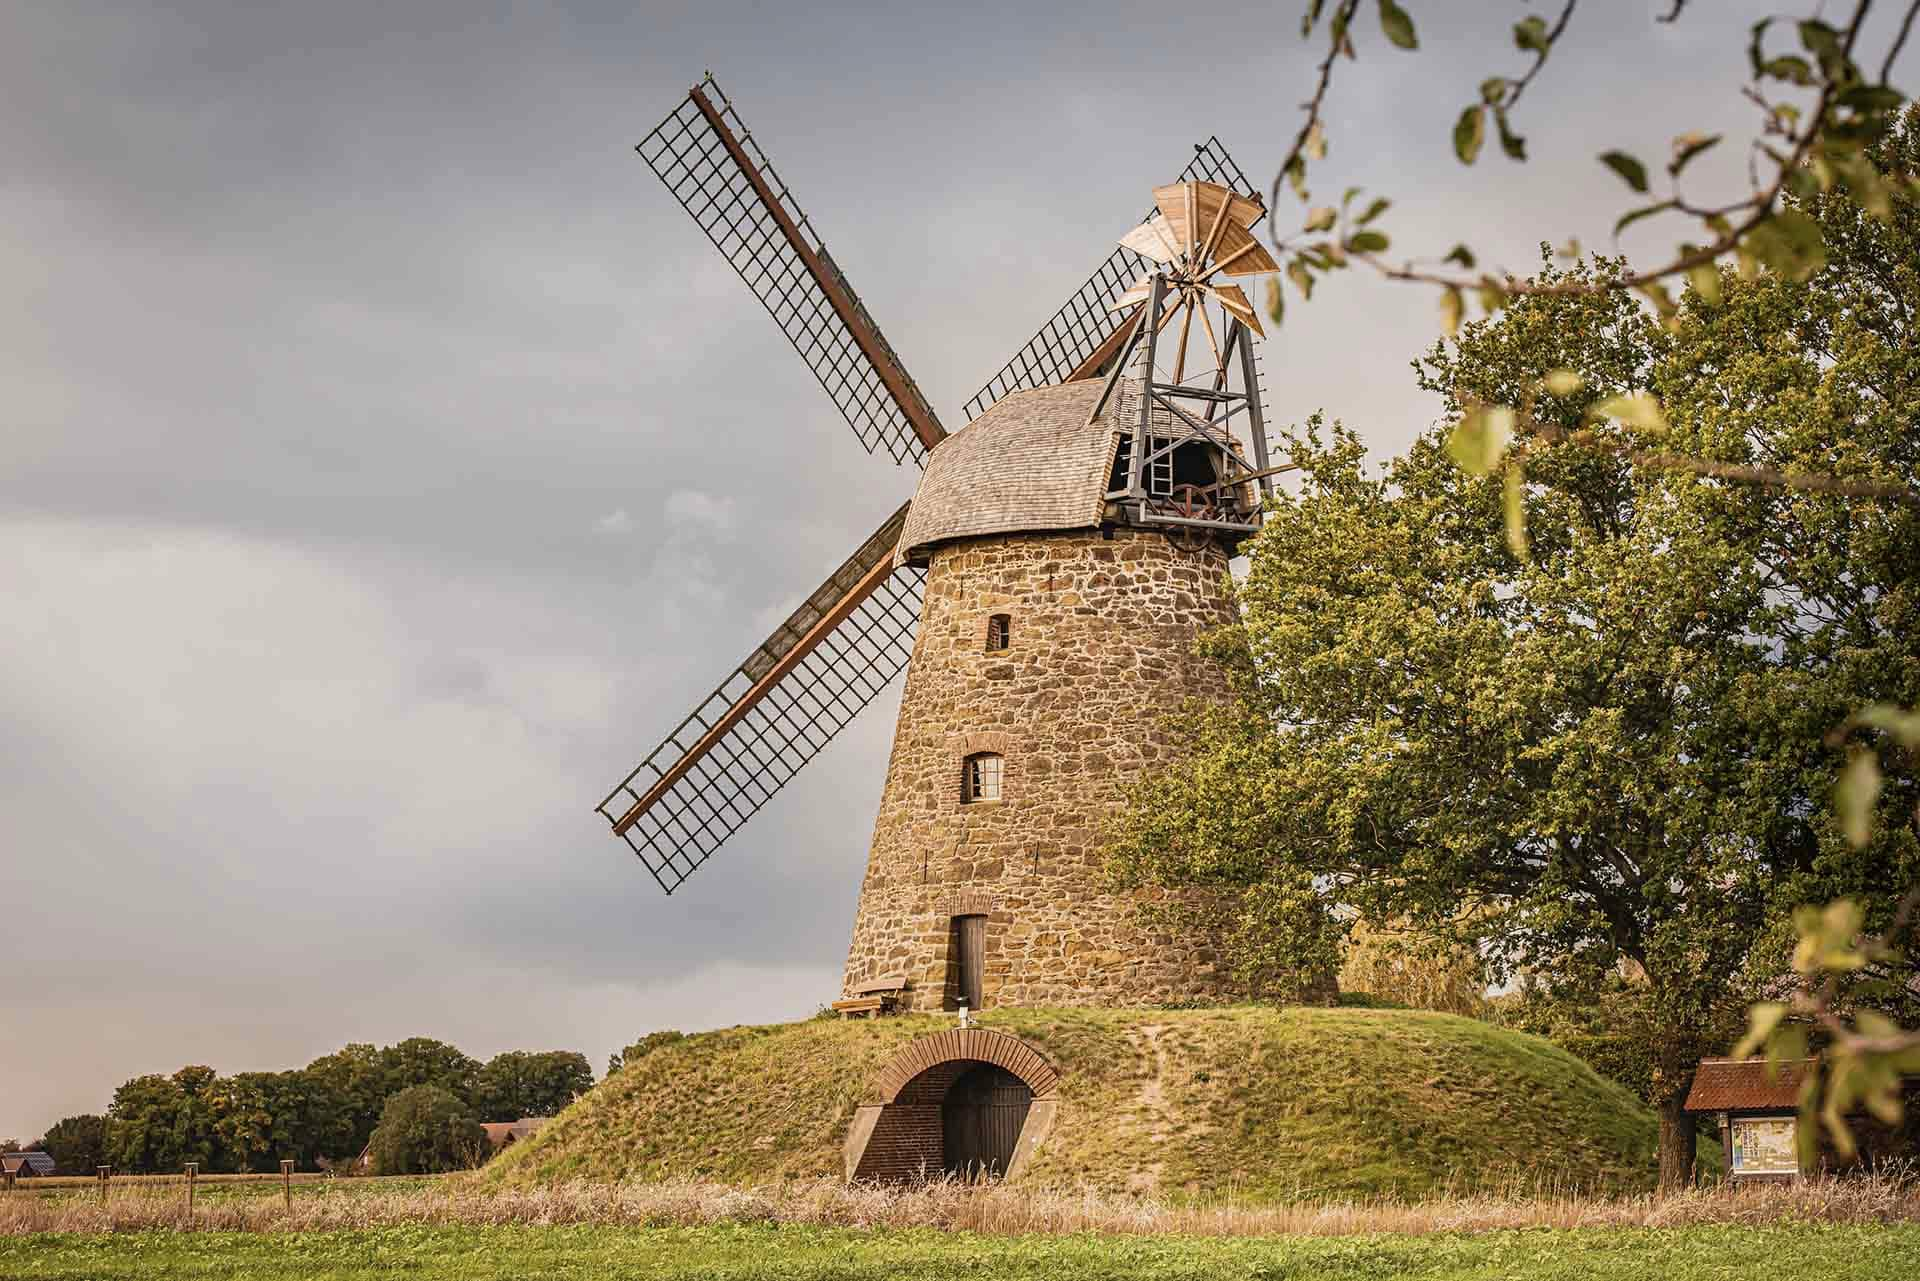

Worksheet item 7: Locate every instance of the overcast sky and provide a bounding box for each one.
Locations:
[5,1,1913,1141]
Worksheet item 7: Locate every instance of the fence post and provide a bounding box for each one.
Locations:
[97,1165,110,1206]
[281,1159,294,1211]
[184,1161,198,1226]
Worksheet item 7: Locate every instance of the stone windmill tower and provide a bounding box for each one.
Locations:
[600,76,1287,1014]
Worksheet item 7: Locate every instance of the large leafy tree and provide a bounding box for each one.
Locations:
[471,1051,592,1122]
[104,1067,221,1173]
[302,1042,391,1160]
[377,1037,480,1102]
[1109,134,1919,1187]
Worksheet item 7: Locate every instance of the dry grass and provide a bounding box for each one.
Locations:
[5,1171,1916,1239]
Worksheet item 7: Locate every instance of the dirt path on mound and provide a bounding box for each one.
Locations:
[1125,1023,1172,1192]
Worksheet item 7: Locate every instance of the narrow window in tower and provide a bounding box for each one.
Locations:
[962,752,1002,804]
[985,614,1010,652]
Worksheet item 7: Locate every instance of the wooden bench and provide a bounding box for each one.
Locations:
[831,977,908,1018]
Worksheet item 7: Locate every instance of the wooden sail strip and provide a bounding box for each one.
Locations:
[688,86,945,453]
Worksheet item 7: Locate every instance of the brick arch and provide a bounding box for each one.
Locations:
[959,730,1010,757]
[946,890,997,917]
[869,1028,1059,1103]
[844,1029,1063,1182]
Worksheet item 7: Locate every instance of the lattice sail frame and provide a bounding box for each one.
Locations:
[637,75,943,466]
[597,505,922,894]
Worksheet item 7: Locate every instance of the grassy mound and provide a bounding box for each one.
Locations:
[483,1006,1661,1201]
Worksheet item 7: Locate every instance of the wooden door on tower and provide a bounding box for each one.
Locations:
[956,914,986,1010]
[941,1063,1032,1178]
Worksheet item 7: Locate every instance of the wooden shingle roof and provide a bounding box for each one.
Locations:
[1683,1058,1811,1112]
[895,381,1115,566]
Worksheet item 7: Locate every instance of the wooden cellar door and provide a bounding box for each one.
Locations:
[955,914,986,1011]
[941,1063,1032,1179]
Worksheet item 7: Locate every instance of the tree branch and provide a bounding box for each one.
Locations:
[1267,0,1362,243]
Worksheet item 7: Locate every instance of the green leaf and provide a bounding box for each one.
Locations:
[1763,54,1815,85]
[1542,368,1583,396]
[1288,258,1315,300]
[1345,230,1390,254]
[1444,244,1477,269]
[1688,261,1723,306]
[1494,108,1526,161]
[1376,0,1418,50]
[1453,105,1486,165]
[1285,156,1308,199]
[1439,286,1464,336]
[1598,150,1650,193]
[1734,1002,1789,1061]
[1836,749,1882,848]
[1264,275,1284,328]
[1356,196,1391,225]
[1743,209,1827,282]
[1502,463,1529,559]
[1748,17,1774,77]
[1303,205,1337,233]
[1513,14,1550,53]
[1446,406,1514,476]
[1614,200,1676,238]
[1588,392,1669,434]
[1304,119,1327,161]
[1668,132,1722,176]
[1828,148,1895,220]
[1837,84,1907,114]
[1855,704,1920,748]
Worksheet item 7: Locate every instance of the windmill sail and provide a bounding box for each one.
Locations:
[637,75,944,466]
[961,138,1266,422]
[597,503,922,894]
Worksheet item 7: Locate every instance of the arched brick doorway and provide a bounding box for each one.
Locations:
[843,1028,1059,1182]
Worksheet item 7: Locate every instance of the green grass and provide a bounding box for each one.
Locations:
[4,1223,1916,1280]
[485,1006,1663,1200]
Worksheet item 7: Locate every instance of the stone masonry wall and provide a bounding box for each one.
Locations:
[841,528,1239,1010]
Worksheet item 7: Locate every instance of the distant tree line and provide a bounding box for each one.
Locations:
[17,1038,591,1175]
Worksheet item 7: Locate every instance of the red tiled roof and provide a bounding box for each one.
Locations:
[1683,1058,1811,1112]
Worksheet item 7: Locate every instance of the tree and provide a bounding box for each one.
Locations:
[303,1042,390,1161]
[105,1067,222,1173]
[365,1085,486,1175]
[471,1051,592,1121]
[39,1115,108,1177]
[377,1038,479,1104]
[1109,154,1918,1185]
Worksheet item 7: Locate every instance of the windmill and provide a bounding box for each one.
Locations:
[600,75,1283,1011]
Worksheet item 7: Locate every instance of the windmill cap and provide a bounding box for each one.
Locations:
[894,382,1117,567]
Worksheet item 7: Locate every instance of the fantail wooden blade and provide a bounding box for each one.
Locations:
[1109,272,1155,313]
[1152,181,1265,247]
[1205,222,1279,277]
[1206,281,1265,339]
[1117,214,1183,264]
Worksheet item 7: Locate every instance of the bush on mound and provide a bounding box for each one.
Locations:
[482,1006,1660,1201]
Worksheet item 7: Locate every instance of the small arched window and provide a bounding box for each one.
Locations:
[985,614,1010,652]
[962,752,1003,804]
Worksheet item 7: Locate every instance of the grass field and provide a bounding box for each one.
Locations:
[488,1005,1665,1199]
[5,1221,1917,1280]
